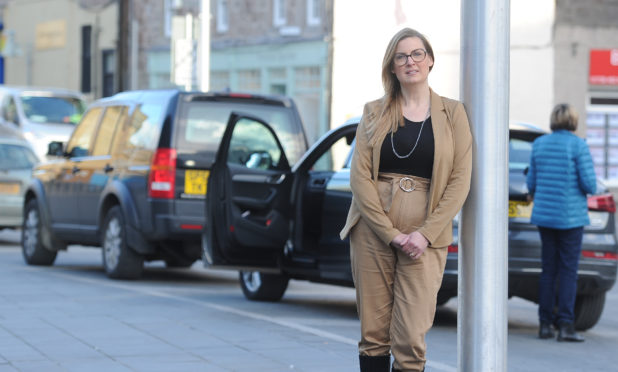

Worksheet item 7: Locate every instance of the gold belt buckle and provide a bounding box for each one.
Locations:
[399,177,416,192]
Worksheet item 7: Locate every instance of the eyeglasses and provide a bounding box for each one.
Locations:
[393,49,427,66]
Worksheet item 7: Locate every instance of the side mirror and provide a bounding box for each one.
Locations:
[47,141,65,157]
[523,166,529,176]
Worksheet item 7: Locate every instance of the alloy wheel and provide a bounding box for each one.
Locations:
[23,209,39,257]
[104,218,122,270]
[242,271,262,293]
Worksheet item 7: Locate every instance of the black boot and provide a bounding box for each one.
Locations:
[557,322,584,342]
[538,322,555,339]
[359,354,390,372]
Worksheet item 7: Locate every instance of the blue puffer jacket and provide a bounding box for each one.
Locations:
[526,130,597,229]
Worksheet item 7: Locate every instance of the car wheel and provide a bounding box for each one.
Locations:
[21,199,57,266]
[102,206,143,279]
[239,271,289,301]
[574,292,606,331]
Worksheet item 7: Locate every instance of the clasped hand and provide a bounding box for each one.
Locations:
[391,231,428,260]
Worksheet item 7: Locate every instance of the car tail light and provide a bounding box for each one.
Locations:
[448,245,458,254]
[582,250,618,260]
[587,193,616,213]
[148,148,177,199]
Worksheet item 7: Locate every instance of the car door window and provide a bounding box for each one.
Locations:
[66,107,102,157]
[228,118,283,170]
[312,135,354,172]
[92,106,126,156]
[2,96,18,125]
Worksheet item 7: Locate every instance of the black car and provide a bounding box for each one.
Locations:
[22,90,308,279]
[204,116,617,331]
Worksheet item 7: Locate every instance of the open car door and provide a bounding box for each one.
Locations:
[204,112,293,269]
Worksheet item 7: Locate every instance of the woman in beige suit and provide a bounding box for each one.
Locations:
[340,28,473,372]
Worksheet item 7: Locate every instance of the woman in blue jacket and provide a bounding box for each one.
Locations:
[527,103,596,342]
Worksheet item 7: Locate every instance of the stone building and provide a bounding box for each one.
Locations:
[1,0,618,181]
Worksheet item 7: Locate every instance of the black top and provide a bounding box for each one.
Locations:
[379,116,434,179]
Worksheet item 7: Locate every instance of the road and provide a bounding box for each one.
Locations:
[0,228,617,372]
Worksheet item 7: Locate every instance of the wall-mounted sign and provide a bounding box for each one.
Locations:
[589,49,618,85]
[35,20,66,50]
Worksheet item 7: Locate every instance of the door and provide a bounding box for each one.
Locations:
[46,107,102,227]
[204,112,293,269]
[76,106,126,228]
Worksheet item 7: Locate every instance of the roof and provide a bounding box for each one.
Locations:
[0,85,87,99]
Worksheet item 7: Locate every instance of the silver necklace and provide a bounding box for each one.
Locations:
[391,105,431,159]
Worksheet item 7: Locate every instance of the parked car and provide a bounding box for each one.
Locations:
[22,89,308,279]
[0,136,39,230]
[0,85,87,160]
[203,117,617,331]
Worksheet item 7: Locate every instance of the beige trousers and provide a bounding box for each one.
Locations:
[350,173,447,372]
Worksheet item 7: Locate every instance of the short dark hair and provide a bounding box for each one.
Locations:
[550,103,578,132]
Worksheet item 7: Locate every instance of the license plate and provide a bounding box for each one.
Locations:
[0,182,20,195]
[184,170,209,195]
[509,200,532,218]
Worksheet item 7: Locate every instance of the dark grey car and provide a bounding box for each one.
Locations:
[204,118,617,331]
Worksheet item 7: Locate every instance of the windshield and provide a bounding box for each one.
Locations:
[19,95,86,125]
[509,137,534,171]
[0,143,38,169]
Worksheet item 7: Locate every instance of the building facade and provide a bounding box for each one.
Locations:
[209,0,332,143]
[2,0,618,182]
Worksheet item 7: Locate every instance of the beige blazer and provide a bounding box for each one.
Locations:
[339,89,473,248]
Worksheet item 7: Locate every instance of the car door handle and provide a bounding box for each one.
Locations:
[268,174,285,184]
[103,164,114,173]
[72,166,80,174]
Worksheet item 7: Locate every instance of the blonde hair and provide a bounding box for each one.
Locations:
[550,103,578,132]
[370,28,435,146]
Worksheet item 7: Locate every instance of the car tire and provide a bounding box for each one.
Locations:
[574,292,606,331]
[101,206,143,279]
[21,199,57,266]
[239,271,289,301]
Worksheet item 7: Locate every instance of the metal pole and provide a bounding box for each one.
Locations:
[199,0,210,92]
[459,1,510,371]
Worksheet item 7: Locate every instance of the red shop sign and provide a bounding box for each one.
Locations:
[589,49,618,85]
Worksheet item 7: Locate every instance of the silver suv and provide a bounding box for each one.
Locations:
[0,85,87,159]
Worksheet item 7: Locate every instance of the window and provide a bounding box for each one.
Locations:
[81,25,92,93]
[66,107,102,157]
[2,96,18,124]
[0,144,38,169]
[306,0,321,26]
[313,135,353,173]
[19,95,86,125]
[273,0,286,27]
[509,138,533,171]
[228,118,282,170]
[217,0,229,33]
[92,106,126,156]
[175,100,305,165]
[125,104,165,151]
[210,71,230,91]
[237,70,261,92]
[164,0,173,37]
